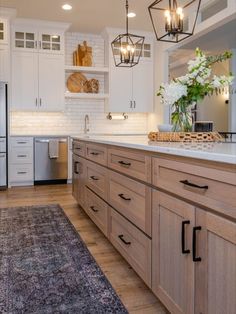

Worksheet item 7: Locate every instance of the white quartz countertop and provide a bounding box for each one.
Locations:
[71,135,236,165]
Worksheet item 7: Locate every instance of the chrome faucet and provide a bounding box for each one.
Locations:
[84,114,90,134]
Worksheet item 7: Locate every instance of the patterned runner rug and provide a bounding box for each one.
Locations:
[0,204,128,313]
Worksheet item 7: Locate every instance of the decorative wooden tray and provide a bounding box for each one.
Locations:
[148,132,223,142]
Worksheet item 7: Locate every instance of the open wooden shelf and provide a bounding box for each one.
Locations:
[65,92,109,100]
[65,65,109,74]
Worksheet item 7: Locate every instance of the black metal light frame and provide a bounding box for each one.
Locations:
[111,0,145,67]
[148,0,202,43]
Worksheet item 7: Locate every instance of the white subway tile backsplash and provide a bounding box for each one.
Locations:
[10,32,148,135]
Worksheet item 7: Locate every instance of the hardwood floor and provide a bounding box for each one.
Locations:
[0,184,168,314]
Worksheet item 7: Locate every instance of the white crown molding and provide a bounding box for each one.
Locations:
[101,27,155,39]
[0,7,17,19]
[12,18,71,31]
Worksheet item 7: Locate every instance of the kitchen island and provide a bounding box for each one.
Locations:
[72,135,236,314]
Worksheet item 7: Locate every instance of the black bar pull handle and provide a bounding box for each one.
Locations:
[118,234,131,245]
[118,160,131,167]
[192,226,202,262]
[90,152,99,156]
[90,206,98,213]
[180,180,208,190]
[74,161,79,174]
[181,220,190,254]
[90,176,99,181]
[118,193,131,201]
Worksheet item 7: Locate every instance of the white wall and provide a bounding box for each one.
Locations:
[10,32,148,135]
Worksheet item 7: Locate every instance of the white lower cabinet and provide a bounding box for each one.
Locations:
[9,137,34,186]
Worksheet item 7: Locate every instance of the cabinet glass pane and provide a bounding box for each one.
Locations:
[0,23,3,31]
[144,51,151,58]
[52,43,60,51]
[26,32,34,40]
[15,32,24,40]
[0,32,3,40]
[15,40,24,48]
[26,41,35,48]
[42,42,50,50]
[52,35,60,43]
[42,34,50,42]
[144,44,151,51]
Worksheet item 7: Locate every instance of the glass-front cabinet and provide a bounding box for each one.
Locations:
[39,32,62,52]
[0,19,8,44]
[12,27,63,54]
[14,31,37,50]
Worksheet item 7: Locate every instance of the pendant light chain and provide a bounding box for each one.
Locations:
[111,0,145,67]
[126,0,129,34]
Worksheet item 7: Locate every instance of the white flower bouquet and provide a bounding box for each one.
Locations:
[158,48,234,132]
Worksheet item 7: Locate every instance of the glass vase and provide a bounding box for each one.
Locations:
[171,100,194,132]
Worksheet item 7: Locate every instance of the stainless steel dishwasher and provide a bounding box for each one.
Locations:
[34,137,68,184]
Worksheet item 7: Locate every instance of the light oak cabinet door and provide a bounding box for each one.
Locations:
[38,54,64,111]
[152,191,195,314]
[195,209,236,314]
[72,154,86,208]
[11,51,38,110]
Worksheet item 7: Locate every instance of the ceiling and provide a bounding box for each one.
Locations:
[0,0,155,33]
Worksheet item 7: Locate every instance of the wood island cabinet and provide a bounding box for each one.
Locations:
[72,139,236,314]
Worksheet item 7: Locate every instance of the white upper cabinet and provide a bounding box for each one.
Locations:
[0,16,11,82]
[38,54,64,111]
[132,61,154,113]
[12,21,65,54]
[109,65,133,113]
[13,29,37,52]
[39,32,62,54]
[11,51,38,110]
[0,45,9,82]
[11,19,69,111]
[104,30,154,113]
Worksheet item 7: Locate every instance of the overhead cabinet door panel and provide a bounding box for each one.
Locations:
[38,54,64,111]
[11,51,38,110]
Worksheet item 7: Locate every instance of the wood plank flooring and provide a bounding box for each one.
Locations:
[0,184,168,314]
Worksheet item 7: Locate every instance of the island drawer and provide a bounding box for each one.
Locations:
[152,157,236,218]
[72,141,85,157]
[108,170,151,236]
[85,143,107,166]
[108,148,151,183]
[85,160,108,201]
[109,208,151,287]
[85,187,109,237]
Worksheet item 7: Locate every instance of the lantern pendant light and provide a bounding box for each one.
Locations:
[111,0,145,67]
[148,0,202,43]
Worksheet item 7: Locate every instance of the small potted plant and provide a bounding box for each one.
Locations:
[157,48,234,132]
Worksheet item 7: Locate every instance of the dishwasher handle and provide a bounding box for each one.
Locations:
[35,139,67,144]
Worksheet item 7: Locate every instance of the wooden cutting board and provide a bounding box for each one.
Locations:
[67,72,87,93]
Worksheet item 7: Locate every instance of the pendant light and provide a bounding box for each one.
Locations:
[148,0,202,43]
[111,0,145,67]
